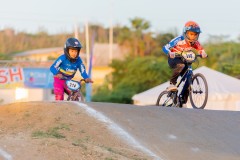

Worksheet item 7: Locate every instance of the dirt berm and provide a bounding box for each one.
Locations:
[0,102,150,160]
[0,101,240,160]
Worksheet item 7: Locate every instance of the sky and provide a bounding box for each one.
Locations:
[0,0,240,42]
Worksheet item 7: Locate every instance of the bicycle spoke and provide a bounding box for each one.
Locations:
[190,73,208,109]
[192,87,205,106]
[156,91,176,107]
[163,97,173,107]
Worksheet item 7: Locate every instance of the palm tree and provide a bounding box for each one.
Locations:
[130,17,150,57]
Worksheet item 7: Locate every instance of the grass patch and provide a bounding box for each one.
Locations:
[102,145,148,160]
[57,123,70,131]
[31,125,69,139]
[72,139,88,150]
[24,113,30,118]
[80,129,85,134]
[32,129,65,139]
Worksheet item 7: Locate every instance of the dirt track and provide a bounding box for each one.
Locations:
[0,101,240,160]
[0,102,151,160]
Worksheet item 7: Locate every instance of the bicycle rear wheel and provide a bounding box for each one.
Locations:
[156,91,176,107]
[190,73,208,109]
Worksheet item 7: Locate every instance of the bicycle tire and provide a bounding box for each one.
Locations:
[67,92,85,102]
[67,92,74,101]
[190,73,208,109]
[156,90,176,107]
[77,91,85,102]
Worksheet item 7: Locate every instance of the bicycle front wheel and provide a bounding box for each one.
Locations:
[156,91,176,107]
[67,92,74,101]
[67,92,85,102]
[190,73,208,109]
[77,91,85,102]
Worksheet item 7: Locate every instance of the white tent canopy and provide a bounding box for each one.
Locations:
[132,66,240,111]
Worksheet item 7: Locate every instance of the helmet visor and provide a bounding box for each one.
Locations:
[185,26,201,33]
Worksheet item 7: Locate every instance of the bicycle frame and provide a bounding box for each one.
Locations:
[173,51,201,103]
[176,64,193,100]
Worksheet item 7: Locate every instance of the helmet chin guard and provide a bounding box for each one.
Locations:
[64,38,82,63]
[183,21,201,44]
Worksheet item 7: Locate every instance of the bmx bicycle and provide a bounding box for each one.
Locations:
[156,50,208,109]
[65,79,86,102]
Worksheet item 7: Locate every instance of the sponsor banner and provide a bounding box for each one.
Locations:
[0,67,53,89]
[23,68,53,88]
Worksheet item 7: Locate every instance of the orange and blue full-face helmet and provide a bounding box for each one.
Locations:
[183,21,201,43]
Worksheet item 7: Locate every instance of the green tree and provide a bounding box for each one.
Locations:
[92,56,171,103]
[114,17,152,57]
[204,41,240,78]
[152,33,175,56]
[130,17,151,57]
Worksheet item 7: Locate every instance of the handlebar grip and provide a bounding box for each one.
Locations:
[175,54,182,57]
[80,79,86,82]
[196,54,208,58]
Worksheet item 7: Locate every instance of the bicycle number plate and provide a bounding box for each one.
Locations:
[66,80,81,91]
[182,51,196,62]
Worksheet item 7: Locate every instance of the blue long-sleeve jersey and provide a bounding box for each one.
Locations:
[50,54,89,79]
[162,35,184,55]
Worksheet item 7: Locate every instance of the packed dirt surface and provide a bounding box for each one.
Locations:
[0,102,151,160]
[87,102,240,160]
[1,101,240,160]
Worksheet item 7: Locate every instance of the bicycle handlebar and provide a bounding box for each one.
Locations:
[175,53,202,58]
[58,75,87,83]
